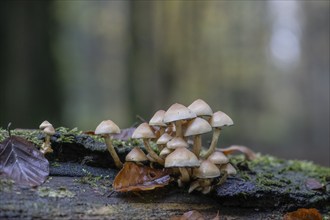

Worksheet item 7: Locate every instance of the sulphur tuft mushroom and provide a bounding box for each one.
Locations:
[165,147,200,185]
[39,121,55,154]
[202,111,233,158]
[207,151,229,168]
[95,120,123,169]
[188,99,213,118]
[149,110,167,138]
[132,122,164,165]
[184,117,212,157]
[189,159,220,194]
[216,162,237,186]
[163,103,196,137]
[125,147,148,165]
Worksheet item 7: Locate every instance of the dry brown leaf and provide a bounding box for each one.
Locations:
[283,208,322,220]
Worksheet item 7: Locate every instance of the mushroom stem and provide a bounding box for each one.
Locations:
[192,135,202,158]
[216,172,228,186]
[179,167,190,182]
[41,134,53,154]
[174,121,183,137]
[202,128,221,158]
[104,135,123,169]
[188,180,200,193]
[143,139,164,165]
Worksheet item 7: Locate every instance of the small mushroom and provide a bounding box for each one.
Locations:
[125,147,148,164]
[95,120,123,169]
[165,147,200,184]
[132,122,164,165]
[156,132,173,151]
[39,121,55,154]
[207,151,229,168]
[163,103,196,137]
[189,160,220,194]
[149,110,167,137]
[166,136,189,150]
[188,99,213,118]
[216,163,237,186]
[159,147,173,158]
[184,117,212,157]
[202,111,233,158]
[39,120,53,130]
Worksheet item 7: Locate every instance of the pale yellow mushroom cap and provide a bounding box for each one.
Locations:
[220,163,237,175]
[208,151,229,165]
[131,122,156,139]
[188,99,213,117]
[209,111,234,128]
[165,147,200,168]
[43,125,55,135]
[166,137,188,149]
[163,103,196,123]
[159,147,173,158]
[193,160,220,178]
[125,147,148,162]
[156,133,173,145]
[95,120,120,135]
[184,117,212,136]
[149,110,166,127]
[39,120,52,130]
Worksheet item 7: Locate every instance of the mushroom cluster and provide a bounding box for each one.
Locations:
[127,99,237,194]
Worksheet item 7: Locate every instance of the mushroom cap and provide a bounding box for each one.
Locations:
[149,110,167,127]
[39,120,52,130]
[43,125,55,135]
[209,111,234,128]
[159,147,173,158]
[188,99,213,117]
[208,151,229,165]
[166,137,188,149]
[220,163,237,175]
[163,103,197,123]
[184,117,212,136]
[165,147,200,168]
[131,122,156,139]
[95,120,120,135]
[156,133,173,145]
[193,160,220,178]
[125,147,148,162]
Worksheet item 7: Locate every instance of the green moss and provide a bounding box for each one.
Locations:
[230,154,330,192]
[0,128,43,146]
[73,169,112,191]
[37,186,75,198]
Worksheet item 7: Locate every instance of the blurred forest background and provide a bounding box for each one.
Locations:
[0,1,329,166]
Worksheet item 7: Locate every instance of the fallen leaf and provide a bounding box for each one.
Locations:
[305,178,324,191]
[0,136,49,186]
[113,162,170,192]
[283,208,322,220]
